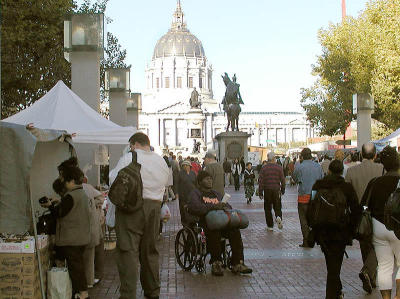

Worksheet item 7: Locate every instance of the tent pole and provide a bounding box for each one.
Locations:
[29,192,46,299]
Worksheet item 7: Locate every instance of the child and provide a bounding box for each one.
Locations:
[244,162,255,204]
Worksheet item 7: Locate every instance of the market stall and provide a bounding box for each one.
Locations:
[0,122,74,298]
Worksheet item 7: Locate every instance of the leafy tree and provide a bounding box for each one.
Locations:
[302,0,400,135]
[1,0,74,119]
[1,0,128,119]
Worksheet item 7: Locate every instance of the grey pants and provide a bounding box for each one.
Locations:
[116,200,162,299]
[298,203,310,245]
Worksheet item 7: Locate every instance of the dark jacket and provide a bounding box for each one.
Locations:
[244,169,255,186]
[311,174,362,245]
[177,169,197,204]
[204,162,225,195]
[188,188,231,227]
[223,160,231,173]
[361,172,400,223]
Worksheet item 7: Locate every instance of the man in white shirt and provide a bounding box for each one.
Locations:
[110,132,169,299]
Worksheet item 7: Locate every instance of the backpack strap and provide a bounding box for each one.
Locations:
[131,150,138,164]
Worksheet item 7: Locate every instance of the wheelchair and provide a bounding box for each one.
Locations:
[174,222,232,274]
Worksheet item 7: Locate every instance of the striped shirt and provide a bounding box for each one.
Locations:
[258,163,285,193]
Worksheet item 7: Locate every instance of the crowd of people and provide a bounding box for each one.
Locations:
[39,131,400,299]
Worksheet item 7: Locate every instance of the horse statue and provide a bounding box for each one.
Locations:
[221,73,244,131]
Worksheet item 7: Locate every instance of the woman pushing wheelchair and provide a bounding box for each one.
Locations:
[188,170,252,276]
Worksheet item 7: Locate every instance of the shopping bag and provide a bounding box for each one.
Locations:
[161,203,171,222]
[106,196,116,228]
[47,267,72,299]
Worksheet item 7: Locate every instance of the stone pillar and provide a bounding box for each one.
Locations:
[70,51,101,186]
[109,91,128,170]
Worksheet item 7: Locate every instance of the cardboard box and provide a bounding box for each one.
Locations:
[0,236,48,253]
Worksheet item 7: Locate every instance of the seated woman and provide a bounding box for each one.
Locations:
[188,170,252,276]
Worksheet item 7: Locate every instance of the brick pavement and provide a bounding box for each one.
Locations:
[90,186,381,299]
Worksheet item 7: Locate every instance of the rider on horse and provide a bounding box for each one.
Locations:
[221,73,243,131]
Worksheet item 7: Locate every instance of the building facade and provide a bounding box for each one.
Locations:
[139,1,315,155]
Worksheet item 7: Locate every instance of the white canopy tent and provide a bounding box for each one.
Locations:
[2,80,135,144]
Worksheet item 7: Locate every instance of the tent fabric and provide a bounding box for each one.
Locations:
[2,81,135,144]
[377,127,400,144]
[0,122,71,234]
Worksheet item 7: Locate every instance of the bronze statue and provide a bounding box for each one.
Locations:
[189,87,201,109]
[221,73,243,131]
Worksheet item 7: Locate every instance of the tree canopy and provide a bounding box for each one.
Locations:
[1,0,127,119]
[301,0,400,136]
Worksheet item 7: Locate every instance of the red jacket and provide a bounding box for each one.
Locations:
[191,162,201,175]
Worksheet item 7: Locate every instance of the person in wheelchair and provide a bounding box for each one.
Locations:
[188,171,252,276]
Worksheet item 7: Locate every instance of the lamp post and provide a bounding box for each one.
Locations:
[64,13,104,111]
[353,93,374,150]
[105,67,131,169]
[64,13,104,185]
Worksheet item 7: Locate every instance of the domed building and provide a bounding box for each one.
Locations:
[139,1,316,156]
[141,0,217,113]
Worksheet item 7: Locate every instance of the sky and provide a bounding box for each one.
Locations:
[102,0,370,112]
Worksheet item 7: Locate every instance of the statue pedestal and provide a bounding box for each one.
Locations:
[215,131,251,162]
[185,108,206,153]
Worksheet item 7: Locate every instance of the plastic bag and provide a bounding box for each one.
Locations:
[161,204,171,223]
[106,196,116,228]
[47,267,72,299]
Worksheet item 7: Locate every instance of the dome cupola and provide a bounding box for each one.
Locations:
[153,1,205,59]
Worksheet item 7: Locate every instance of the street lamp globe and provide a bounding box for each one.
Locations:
[64,13,105,61]
[105,68,131,92]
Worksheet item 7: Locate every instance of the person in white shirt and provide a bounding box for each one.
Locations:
[109,132,169,299]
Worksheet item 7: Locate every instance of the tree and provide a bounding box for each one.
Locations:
[1,0,74,118]
[302,0,400,135]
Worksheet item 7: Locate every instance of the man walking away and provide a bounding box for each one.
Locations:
[258,152,285,231]
[293,148,324,247]
[109,132,169,299]
[345,142,384,293]
[311,160,361,299]
[223,158,232,186]
[204,150,225,196]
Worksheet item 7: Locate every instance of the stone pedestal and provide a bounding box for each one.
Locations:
[215,131,251,162]
[185,108,206,153]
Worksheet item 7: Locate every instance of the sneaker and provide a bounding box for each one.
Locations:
[359,271,373,294]
[266,227,274,231]
[232,261,252,274]
[276,216,283,230]
[94,278,100,285]
[87,285,93,288]
[211,261,224,276]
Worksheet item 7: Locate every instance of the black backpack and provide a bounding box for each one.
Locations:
[109,151,143,213]
[384,179,400,238]
[307,187,350,230]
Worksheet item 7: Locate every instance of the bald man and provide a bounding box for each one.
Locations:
[345,142,384,294]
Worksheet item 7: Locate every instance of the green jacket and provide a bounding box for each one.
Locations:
[204,162,225,196]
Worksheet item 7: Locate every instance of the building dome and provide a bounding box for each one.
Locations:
[153,29,205,59]
[152,1,205,59]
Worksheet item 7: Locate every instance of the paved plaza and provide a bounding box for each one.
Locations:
[90,185,381,299]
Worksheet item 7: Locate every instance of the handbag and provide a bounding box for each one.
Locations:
[355,178,377,241]
[47,266,72,299]
[205,209,249,230]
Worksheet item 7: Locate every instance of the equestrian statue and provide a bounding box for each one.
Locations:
[221,73,244,131]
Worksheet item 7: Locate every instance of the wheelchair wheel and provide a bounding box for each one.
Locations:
[195,256,206,273]
[175,227,198,271]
